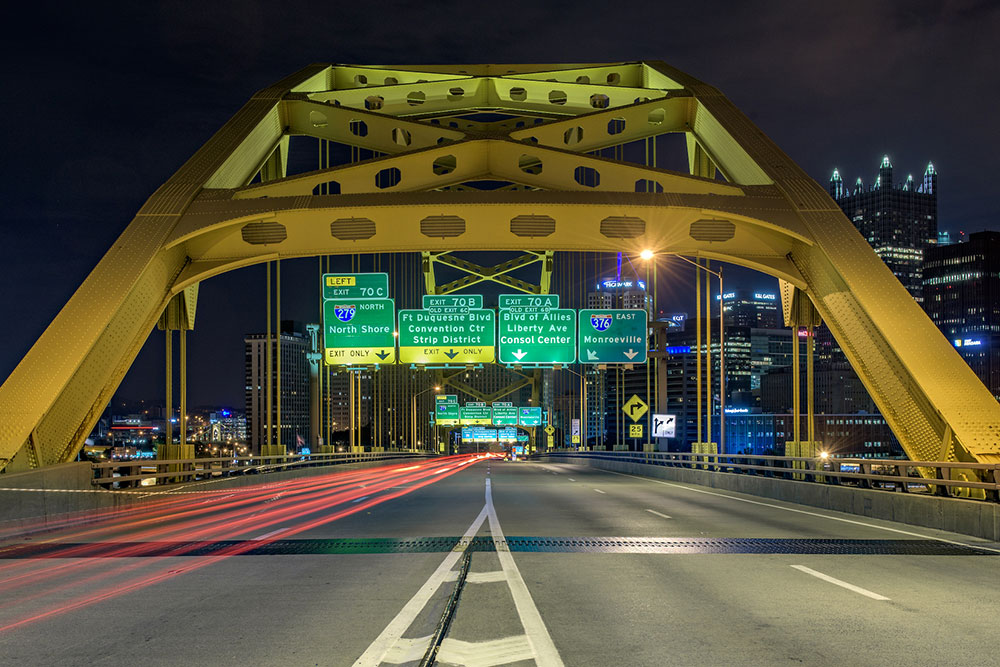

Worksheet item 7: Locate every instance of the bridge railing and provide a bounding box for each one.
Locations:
[92,450,434,489]
[544,450,1000,502]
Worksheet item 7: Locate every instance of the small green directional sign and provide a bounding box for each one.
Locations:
[499,308,576,365]
[423,294,483,312]
[398,309,495,365]
[435,394,460,425]
[498,294,560,311]
[518,407,542,427]
[578,309,648,364]
[460,403,493,425]
[492,403,519,426]
[323,298,396,365]
[322,273,389,300]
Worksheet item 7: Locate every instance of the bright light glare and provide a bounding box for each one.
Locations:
[640,249,654,261]
[819,451,830,459]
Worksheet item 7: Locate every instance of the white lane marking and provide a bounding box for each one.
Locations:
[353,504,489,666]
[398,465,420,471]
[568,478,576,482]
[465,570,507,584]
[252,527,291,541]
[380,634,434,665]
[486,478,565,666]
[432,467,452,475]
[437,635,535,665]
[593,489,606,494]
[352,496,369,503]
[602,470,1000,554]
[646,509,672,520]
[790,565,890,601]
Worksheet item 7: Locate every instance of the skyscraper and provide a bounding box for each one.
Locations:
[829,156,937,301]
[923,231,1000,399]
[244,321,311,453]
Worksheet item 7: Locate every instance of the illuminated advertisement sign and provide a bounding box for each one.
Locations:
[753,293,777,300]
[600,279,647,290]
[954,338,984,348]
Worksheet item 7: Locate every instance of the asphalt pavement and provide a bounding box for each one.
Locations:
[0,456,997,666]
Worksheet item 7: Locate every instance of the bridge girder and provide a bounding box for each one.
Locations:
[2,61,999,473]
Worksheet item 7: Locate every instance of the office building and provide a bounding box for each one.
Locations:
[717,290,781,329]
[923,230,1000,398]
[244,321,311,453]
[714,413,901,458]
[829,156,937,301]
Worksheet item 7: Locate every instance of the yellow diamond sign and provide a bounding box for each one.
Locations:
[623,394,648,422]
[544,425,555,436]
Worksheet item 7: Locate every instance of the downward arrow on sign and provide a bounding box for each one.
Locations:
[444,349,459,359]
[375,350,390,361]
[512,349,527,360]
[586,349,599,361]
[623,349,639,360]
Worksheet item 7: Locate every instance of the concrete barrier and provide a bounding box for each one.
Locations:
[543,454,1000,542]
[0,456,432,538]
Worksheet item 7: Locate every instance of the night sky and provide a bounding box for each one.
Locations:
[3,1,998,409]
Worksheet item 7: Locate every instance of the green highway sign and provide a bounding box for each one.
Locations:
[578,309,648,364]
[322,273,389,300]
[460,403,493,425]
[518,407,542,427]
[423,294,483,312]
[497,427,518,442]
[323,298,396,365]
[498,294,559,311]
[492,404,519,426]
[499,308,576,364]
[398,309,495,365]
[435,394,460,425]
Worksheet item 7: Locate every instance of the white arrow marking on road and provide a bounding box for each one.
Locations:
[623,348,639,360]
[512,349,528,360]
[586,349,599,360]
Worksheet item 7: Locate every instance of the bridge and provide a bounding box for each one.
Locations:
[1,61,999,663]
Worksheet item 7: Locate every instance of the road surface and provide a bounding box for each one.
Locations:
[0,455,997,665]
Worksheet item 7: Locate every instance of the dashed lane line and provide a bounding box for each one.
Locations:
[790,565,890,601]
[601,469,1000,555]
[593,489,606,494]
[646,509,672,520]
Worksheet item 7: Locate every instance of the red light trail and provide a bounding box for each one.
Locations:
[0,454,496,632]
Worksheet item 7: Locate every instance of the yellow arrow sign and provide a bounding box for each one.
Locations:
[544,425,555,436]
[623,394,648,422]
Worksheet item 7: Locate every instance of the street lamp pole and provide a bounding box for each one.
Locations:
[656,253,727,456]
[411,385,440,452]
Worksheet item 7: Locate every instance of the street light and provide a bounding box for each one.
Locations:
[411,385,440,452]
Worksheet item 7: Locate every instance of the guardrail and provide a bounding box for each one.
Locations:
[92,450,434,489]
[545,450,1000,502]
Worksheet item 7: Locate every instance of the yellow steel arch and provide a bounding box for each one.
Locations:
[2,61,998,472]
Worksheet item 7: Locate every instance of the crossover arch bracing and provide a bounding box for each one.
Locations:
[2,61,998,473]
